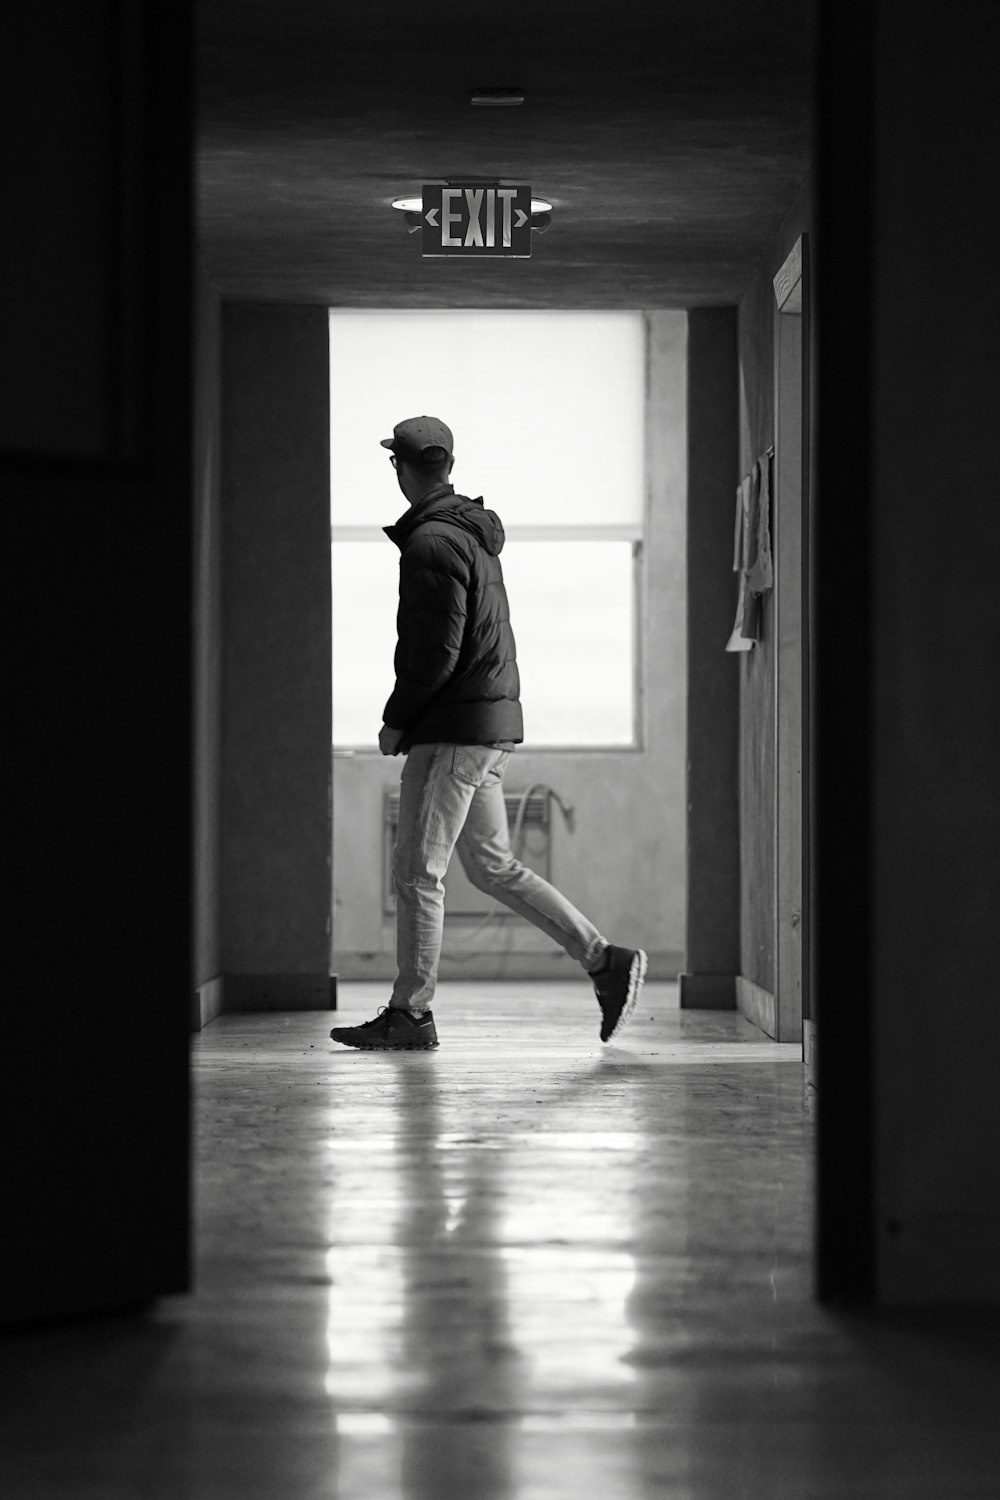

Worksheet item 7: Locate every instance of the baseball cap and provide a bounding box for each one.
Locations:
[380,415,454,465]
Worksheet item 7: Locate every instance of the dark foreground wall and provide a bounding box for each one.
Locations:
[2,2,192,1324]
[816,0,1000,1304]
[865,2,1000,1304]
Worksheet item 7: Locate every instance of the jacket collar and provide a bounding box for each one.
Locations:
[383,483,456,549]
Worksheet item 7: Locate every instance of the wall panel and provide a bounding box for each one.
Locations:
[220,305,333,1007]
[736,180,812,1000]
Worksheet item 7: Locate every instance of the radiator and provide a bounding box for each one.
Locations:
[383,789,553,917]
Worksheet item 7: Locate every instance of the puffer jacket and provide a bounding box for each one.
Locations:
[382,484,523,748]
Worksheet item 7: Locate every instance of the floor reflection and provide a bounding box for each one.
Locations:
[326,1054,521,1496]
[5,996,997,1500]
[324,1047,658,1499]
[310,989,818,1499]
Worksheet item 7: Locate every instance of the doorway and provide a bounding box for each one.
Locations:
[328,310,689,983]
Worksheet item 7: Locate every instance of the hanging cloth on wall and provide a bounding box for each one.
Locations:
[726,473,758,650]
[725,449,773,652]
[746,451,773,596]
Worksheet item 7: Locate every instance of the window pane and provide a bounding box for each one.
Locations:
[332,543,399,747]
[330,311,644,529]
[502,540,635,746]
[332,539,635,748]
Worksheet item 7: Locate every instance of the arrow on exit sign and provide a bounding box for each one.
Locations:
[421,184,532,258]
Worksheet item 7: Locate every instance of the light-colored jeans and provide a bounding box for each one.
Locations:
[391,743,607,1011]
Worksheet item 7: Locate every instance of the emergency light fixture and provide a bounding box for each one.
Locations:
[391,194,553,233]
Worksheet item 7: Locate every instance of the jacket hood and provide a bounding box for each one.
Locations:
[384,486,505,556]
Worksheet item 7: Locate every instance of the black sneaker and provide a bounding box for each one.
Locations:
[330,1006,439,1051]
[593,946,647,1042]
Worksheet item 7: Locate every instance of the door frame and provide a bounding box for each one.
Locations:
[772,234,812,1051]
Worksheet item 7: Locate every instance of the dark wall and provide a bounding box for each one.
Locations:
[2,6,128,457]
[220,305,333,1009]
[736,180,812,996]
[866,4,1000,1302]
[193,259,223,1020]
[682,310,740,1007]
[2,1,192,1324]
[815,0,1000,1304]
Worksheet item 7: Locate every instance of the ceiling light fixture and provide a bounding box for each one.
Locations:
[470,89,525,106]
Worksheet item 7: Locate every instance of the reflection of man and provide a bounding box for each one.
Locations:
[331,415,647,1052]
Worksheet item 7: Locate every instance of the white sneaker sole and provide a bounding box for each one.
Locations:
[605,949,648,1042]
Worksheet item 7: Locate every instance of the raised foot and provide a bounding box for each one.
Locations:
[594,947,648,1043]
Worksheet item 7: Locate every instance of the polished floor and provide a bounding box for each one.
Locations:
[3,981,1000,1498]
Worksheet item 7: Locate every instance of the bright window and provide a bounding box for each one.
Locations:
[330,311,645,748]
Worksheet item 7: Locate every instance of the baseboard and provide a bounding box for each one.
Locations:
[192,975,224,1032]
[221,973,335,1012]
[677,973,736,1010]
[736,975,777,1038]
[334,950,683,983]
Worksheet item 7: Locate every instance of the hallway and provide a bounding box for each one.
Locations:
[4,984,999,1498]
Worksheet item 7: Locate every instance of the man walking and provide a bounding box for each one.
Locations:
[331,415,647,1051]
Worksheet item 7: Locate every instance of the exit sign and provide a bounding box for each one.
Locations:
[421,183,532,258]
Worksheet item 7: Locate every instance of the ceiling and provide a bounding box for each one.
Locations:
[197,1,814,308]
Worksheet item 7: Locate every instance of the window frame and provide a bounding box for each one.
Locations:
[330,315,651,755]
